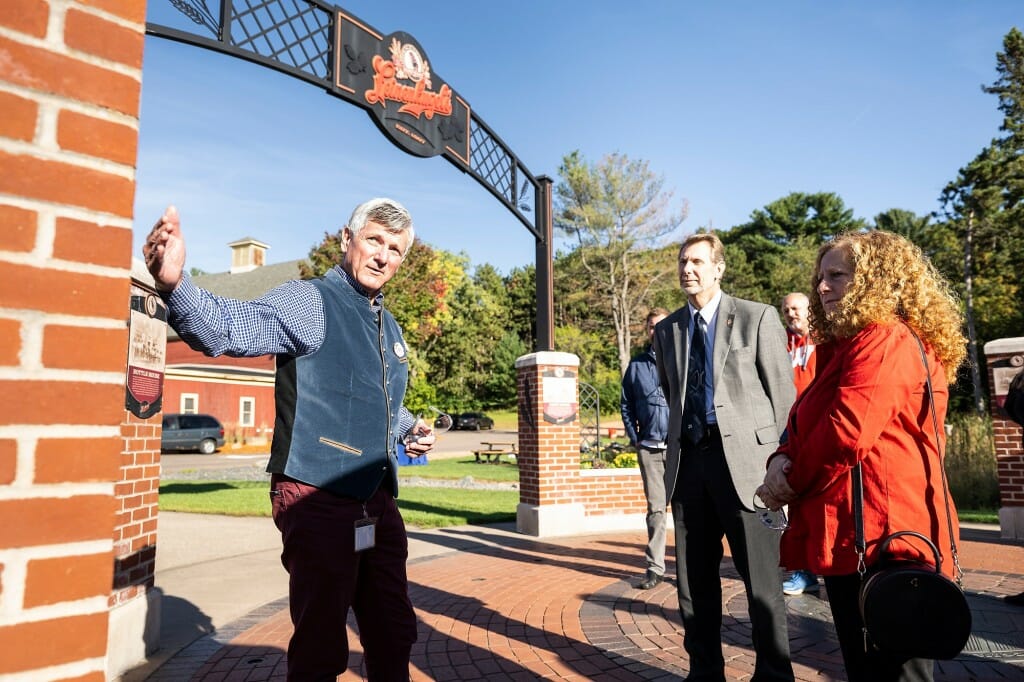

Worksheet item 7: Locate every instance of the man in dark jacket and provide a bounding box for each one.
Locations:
[621,307,676,590]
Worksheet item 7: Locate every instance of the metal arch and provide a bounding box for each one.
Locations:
[147,0,555,350]
[146,0,541,240]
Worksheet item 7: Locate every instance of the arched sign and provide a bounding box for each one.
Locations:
[147,0,554,349]
[333,21,468,161]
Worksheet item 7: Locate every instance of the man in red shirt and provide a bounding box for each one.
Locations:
[780,292,819,595]
[782,292,816,397]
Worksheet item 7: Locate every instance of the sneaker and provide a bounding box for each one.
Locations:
[782,570,819,595]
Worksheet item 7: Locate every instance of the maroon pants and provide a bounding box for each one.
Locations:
[270,475,417,681]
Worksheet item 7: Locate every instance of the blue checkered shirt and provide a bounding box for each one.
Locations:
[164,265,416,435]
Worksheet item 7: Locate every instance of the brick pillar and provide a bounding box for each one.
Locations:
[984,337,1024,539]
[0,0,145,679]
[108,267,165,677]
[515,352,585,536]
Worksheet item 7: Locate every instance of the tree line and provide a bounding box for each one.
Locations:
[302,28,1023,417]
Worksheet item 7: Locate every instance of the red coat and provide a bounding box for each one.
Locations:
[777,322,960,578]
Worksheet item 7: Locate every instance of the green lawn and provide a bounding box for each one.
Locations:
[485,409,518,431]
[160,481,271,516]
[483,408,624,432]
[158,452,999,528]
[394,487,518,527]
[402,456,519,482]
[959,509,999,524]
[159,480,518,527]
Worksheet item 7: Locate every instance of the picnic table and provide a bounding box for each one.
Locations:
[472,441,517,464]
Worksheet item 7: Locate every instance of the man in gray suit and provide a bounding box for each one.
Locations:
[653,232,795,682]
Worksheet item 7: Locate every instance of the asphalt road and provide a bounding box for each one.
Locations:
[159,427,518,477]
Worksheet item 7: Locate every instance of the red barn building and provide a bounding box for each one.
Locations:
[159,238,307,446]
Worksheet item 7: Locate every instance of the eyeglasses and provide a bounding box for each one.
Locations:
[752,496,788,531]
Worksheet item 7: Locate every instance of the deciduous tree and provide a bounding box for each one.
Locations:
[555,151,688,374]
[720,192,863,305]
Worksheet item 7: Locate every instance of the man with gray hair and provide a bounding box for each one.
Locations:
[779,291,820,596]
[144,198,434,680]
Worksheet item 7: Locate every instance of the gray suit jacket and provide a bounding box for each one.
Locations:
[652,293,795,511]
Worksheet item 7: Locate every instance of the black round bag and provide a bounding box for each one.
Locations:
[858,531,972,660]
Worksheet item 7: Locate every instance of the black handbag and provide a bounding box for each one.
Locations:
[852,331,972,660]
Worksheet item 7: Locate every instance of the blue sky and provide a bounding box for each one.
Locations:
[133,1,1020,276]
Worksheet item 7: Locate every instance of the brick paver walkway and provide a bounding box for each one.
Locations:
[157,526,1024,681]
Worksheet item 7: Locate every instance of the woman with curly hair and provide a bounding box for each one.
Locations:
[755,230,966,682]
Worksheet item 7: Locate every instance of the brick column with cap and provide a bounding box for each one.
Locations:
[515,352,585,535]
[984,337,1024,539]
[515,352,651,536]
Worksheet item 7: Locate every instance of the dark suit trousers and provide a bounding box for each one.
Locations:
[271,477,417,681]
[671,430,793,682]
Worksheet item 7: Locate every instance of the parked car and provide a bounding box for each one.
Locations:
[454,411,494,431]
[161,413,226,454]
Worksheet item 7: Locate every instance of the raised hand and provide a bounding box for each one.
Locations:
[142,205,186,292]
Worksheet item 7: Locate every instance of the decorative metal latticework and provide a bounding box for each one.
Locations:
[160,0,331,86]
[229,0,331,79]
[148,0,541,238]
[470,118,536,222]
[578,382,601,458]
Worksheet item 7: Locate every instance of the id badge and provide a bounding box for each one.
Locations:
[354,517,377,552]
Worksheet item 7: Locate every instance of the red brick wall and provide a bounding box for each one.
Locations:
[576,472,648,516]
[112,279,162,617]
[516,363,540,505]
[0,0,145,677]
[114,409,159,607]
[985,343,1024,508]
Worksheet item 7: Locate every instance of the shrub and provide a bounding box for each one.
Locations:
[944,413,999,510]
[612,451,639,468]
[579,439,634,469]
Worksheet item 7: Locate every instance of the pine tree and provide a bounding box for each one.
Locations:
[940,28,1024,413]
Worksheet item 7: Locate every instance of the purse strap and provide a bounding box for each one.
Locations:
[853,328,963,587]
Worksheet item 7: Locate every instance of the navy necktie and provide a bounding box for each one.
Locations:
[684,315,708,444]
